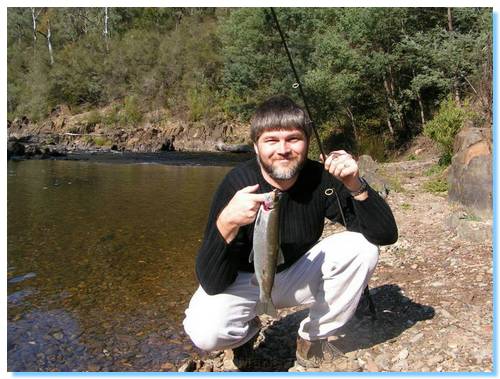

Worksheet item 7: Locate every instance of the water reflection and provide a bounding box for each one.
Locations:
[7,158,235,371]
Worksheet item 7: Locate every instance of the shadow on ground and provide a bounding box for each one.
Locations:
[240,284,435,372]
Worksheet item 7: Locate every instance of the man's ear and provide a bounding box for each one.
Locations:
[253,143,259,155]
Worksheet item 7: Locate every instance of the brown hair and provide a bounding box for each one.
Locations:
[250,95,312,143]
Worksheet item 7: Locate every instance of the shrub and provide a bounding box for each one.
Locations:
[423,95,471,165]
[86,110,102,126]
[121,96,143,125]
[103,104,121,127]
[423,177,448,193]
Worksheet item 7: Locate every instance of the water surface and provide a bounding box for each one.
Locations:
[7,155,242,371]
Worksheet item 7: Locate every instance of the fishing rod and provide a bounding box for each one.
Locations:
[269,8,377,320]
[268,7,326,159]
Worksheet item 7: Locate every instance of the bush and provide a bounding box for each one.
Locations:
[86,110,102,126]
[121,96,143,125]
[423,95,471,165]
[423,177,448,193]
[103,104,121,127]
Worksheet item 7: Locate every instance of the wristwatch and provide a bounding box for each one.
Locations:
[349,177,368,197]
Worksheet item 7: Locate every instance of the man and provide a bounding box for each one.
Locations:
[183,95,398,369]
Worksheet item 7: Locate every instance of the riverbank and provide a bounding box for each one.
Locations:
[7,106,252,159]
[177,157,493,372]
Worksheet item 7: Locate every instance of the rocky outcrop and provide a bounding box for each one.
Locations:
[7,106,250,157]
[447,126,492,219]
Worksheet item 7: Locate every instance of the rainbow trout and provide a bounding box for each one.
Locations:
[249,189,284,317]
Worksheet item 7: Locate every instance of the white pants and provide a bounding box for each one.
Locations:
[183,231,378,351]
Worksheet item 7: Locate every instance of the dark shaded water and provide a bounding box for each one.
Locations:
[7,153,250,371]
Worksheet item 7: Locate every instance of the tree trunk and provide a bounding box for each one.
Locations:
[482,32,493,124]
[447,7,461,105]
[31,8,42,48]
[447,8,453,32]
[382,75,396,135]
[412,69,425,126]
[386,117,394,136]
[417,92,425,126]
[47,18,54,65]
[345,107,358,142]
[104,7,109,52]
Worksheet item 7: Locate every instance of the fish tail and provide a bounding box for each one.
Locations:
[256,299,277,318]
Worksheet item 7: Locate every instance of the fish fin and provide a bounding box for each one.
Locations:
[250,274,258,286]
[256,299,277,318]
[277,248,285,265]
[249,249,254,263]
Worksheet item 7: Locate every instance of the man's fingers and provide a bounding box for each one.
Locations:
[247,193,269,203]
[239,184,260,193]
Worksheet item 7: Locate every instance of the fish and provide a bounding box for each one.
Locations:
[249,189,284,318]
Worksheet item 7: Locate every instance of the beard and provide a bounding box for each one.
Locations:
[257,155,306,180]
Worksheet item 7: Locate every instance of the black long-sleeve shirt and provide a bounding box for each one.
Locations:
[196,158,398,295]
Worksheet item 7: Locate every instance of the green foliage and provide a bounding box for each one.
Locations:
[425,163,447,176]
[121,96,143,125]
[407,154,417,161]
[103,104,121,127]
[423,177,448,193]
[85,110,102,126]
[83,135,110,147]
[423,96,470,164]
[93,136,109,146]
[401,203,412,210]
[7,7,492,154]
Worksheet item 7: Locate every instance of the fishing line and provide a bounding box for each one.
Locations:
[269,7,347,228]
[268,7,326,159]
[269,8,376,318]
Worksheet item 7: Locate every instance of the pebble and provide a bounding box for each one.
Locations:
[397,348,409,360]
[439,308,454,319]
[160,362,175,370]
[52,332,64,341]
[364,357,379,372]
[431,281,445,287]
[374,353,391,371]
[410,333,424,343]
[391,360,409,371]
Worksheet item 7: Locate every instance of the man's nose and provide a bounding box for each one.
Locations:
[276,141,290,154]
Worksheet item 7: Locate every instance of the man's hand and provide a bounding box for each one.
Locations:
[321,150,368,200]
[217,184,268,243]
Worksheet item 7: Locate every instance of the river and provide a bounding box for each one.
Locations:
[7,152,253,371]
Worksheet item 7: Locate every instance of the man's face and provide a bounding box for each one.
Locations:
[254,128,309,181]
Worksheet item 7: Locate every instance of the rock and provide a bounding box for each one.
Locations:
[397,349,409,360]
[448,127,492,219]
[8,272,36,284]
[198,361,214,372]
[374,353,391,371]
[410,333,424,344]
[160,362,175,370]
[215,141,253,153]
[7,141,25,158]
[364,356,379,372]
[52,332,64,341]
[160,137,175,151]
[391,359,409,371]
[446,213,492,243]
[177,359,197,372]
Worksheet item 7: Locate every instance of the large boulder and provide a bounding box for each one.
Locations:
[447,127,492,219]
